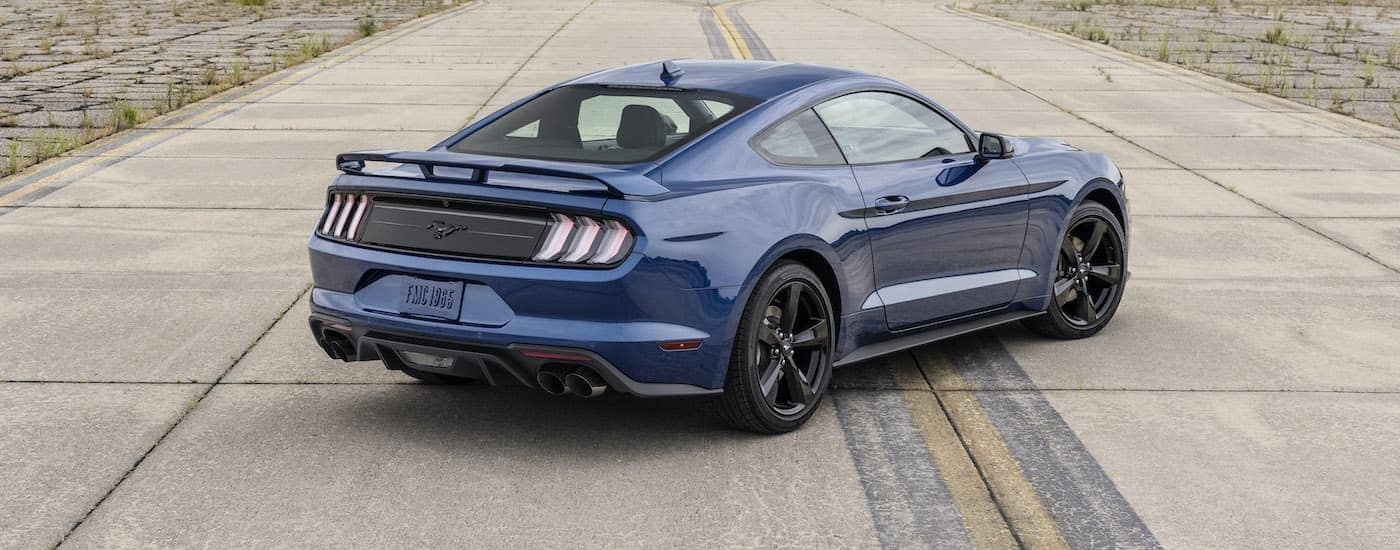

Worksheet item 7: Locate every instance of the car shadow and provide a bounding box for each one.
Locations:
[327,384,775,457]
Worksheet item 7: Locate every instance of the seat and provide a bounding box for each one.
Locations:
[616,104,669,149]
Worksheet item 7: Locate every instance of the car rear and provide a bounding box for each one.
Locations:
[306,82,759,397]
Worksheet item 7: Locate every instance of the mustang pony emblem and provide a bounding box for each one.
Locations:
[425,221,468,239]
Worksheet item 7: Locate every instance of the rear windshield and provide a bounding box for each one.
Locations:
[447,85,757,164]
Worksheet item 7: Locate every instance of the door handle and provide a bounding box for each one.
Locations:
[874,195,910,215]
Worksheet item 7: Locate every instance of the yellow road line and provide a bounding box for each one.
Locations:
[915,347,1072,550]
[0,4,468,207]
[891,356,1019,549]
[712,2,753,60]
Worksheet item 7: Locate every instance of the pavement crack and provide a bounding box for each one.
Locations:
[49,283,311,548]
[458,0,599,128]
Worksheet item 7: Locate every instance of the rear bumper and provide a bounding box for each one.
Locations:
[309,310,718,397]
[307,233,740,394]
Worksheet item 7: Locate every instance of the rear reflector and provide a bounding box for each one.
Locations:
[659,341,703,352]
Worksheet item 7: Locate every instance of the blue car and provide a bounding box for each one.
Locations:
[308,60,1128,433]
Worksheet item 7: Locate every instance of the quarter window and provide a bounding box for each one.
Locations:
[752,109,845,165]
[813,92,972,164]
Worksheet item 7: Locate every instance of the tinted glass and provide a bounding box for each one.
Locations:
[814,92,972,164]
[448,85,756,164]
[752,109,845,165]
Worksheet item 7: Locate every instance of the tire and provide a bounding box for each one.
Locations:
[1024,201,1127,339]
[714,261,836,434]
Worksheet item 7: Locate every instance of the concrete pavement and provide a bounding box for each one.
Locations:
[3,0,1398,548]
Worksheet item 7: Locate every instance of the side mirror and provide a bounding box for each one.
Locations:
[977,133,1014,160]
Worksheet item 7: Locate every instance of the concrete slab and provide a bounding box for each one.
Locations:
[26,157,331,209]
[126,129,441,160]
[1083,110,1350,138]
[1033,90,1263,113]
[1047,391,1400,548]
[0,383,202,550]
[1131,136,1400,171]
[61,385,880,548]
[1061,136,1177,169]
[1129,216,1396,280]
[264,84,499,106]
[1199,170,1400,218]
[1303,219,1400,272]
[223,293,409,384]
[201,103,469,132]
[995,279,1400,391]
[953,109,1105,137]
[0,208,313,275]
[0,273,304,382]
[1122,169,1272,217]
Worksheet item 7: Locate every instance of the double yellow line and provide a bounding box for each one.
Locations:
[711,2,755,60]
[0,4,468,207]
[911,348,1072,549]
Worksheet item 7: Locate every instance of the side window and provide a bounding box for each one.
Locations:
[506,120,540,138]
[752,109,845,166]
[578,96,690,142]
[813,92,972,164]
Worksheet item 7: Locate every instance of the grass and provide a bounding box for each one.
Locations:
[1068,18,1110,44]
[31,131,73,163]
[1156,33,1171,62]
[111,99,141,130]
[0,1,461,182]
[1261,23,1291,45]
[4,141,20,177]
[229,58,247,85]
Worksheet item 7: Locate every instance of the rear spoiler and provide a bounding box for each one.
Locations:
[334,150,669,197]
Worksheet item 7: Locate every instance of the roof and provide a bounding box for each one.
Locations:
[565,59,865,100]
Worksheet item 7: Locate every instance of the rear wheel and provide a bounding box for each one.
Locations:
[1024,201,1126,339]
[715,262,835,434]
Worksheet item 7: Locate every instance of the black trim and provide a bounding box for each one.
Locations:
[310,315,720,397]
[840,179,1066,218]
[833,309,1043,367]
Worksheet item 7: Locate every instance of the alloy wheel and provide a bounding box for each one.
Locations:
[751,280,830,417]
[1053,215,1124,327]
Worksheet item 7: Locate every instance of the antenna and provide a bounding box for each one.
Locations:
[660,60,684,85]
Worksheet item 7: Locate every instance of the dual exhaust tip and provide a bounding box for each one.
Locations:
[536,367,607,398]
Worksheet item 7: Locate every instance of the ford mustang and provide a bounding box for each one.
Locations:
[308,59,1129,433]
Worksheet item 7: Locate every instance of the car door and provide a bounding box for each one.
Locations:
[814,91,1031,331]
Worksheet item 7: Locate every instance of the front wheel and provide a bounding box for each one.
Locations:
[1024,201,1127,339]
[714,262,835,434]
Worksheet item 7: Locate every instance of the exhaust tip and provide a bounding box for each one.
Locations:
[564,370,607,398]
[537,370,568,396]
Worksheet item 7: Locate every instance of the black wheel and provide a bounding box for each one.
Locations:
[1024,201,1127,339]
[397,365,477,385]
[714,262,835,434]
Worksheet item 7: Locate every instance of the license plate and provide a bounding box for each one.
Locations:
[398,277,464,320]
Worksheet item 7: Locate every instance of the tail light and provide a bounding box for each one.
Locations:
[318,192,372,240]
[532,214,635,265]
[316,191,635,266]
